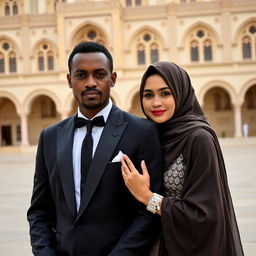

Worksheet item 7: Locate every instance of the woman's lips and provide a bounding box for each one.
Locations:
[151,110,166,116]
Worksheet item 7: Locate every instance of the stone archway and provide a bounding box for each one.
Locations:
[0,97,20,146]
[241,84,256,136]
[202,87,234,137]
[28,95,61,145]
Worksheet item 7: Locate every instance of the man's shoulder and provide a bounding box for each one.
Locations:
[43,116,74,134]
[110,104,153,127]
[121,109,154,127]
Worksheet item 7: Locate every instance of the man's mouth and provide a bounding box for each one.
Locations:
[82,90,101,97]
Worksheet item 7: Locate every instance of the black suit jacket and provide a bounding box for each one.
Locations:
[27,105,163,256]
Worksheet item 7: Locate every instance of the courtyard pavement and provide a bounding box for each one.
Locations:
[0,137,255,256]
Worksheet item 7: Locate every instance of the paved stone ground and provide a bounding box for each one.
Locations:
[0,138,255,256]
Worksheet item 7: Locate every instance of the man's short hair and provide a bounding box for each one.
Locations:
[68,41,113,73]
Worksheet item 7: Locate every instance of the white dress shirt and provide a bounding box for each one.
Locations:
[72,100,113,212]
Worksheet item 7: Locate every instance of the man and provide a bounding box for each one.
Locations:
[27,41,162,256]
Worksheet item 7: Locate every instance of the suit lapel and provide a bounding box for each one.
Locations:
[76,105,127,220]
[57,116,77,218]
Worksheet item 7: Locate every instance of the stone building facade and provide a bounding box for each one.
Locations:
[0,0,255,146]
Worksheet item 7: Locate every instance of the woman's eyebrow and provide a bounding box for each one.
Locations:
[143,87,170,92]
[158,87,170,91]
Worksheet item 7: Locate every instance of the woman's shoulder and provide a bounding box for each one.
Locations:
[186,127,216,152]
[182,127,219,167]
[190,127,214,141]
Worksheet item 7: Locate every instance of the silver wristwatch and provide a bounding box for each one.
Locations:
[146,193,163,214]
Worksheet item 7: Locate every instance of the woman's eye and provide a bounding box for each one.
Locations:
[161,91,171,97]
[143,93,153,98]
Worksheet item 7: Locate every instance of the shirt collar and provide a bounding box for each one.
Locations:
[77,99,113,123]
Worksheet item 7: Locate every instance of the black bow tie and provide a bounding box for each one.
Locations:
[74,116,105,129]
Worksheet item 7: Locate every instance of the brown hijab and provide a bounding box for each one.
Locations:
[140,62,212,167]
[140,62,244,255]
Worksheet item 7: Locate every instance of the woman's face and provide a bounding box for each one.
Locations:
[142,74,176,123]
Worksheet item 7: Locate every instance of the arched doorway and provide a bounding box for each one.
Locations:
[129,92,144,117]
[0,97,20,146]
[242,85,256,136]
[202,87,234,137]
[28,95,61,145]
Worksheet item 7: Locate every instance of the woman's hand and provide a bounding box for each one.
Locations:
[121,155,153,206]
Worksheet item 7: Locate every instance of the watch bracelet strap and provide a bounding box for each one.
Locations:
[146,193,163,214]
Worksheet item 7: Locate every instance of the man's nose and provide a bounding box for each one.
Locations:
[86,75,96,87]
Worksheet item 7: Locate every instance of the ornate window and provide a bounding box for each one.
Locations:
[135,32,160,65]
[190,40,199,62]
[4,1,19,16]
[47,51,54,70]
[241,24,256,60]
[5,4,10,15]
[137,44,145,65]
[38,52,44,71]
[242,36,251,59]
[73,26,107,47]
[36,43,55,72]
[151,43,159,64]
[189,28,214,63]
[0,41,17,74]
[204,39,212,61]
[13,2,18,15]
[126,0,132,6]
[126,0,141,6]
[9,52,17,72]
[0,53,5,73]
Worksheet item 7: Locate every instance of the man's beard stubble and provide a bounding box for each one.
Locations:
[76,89,110,110]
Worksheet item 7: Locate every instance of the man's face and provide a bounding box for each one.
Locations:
[67,52,116,118]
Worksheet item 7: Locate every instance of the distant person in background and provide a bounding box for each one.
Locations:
[242,122,249,138]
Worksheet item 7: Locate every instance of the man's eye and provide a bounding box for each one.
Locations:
[75,73,85,79]
[96,72,106,78]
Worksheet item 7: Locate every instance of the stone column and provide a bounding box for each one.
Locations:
[111,2,123,68]
[221,0,232,62]
[20,113,29,146]
[167,3,178,62]
[56,12,66,71]
[234,104,242,137]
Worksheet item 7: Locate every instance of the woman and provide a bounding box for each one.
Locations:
[121,62,244,255]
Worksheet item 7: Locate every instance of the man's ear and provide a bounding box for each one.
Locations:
[67,73,72,88]
[110,72,117,87]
